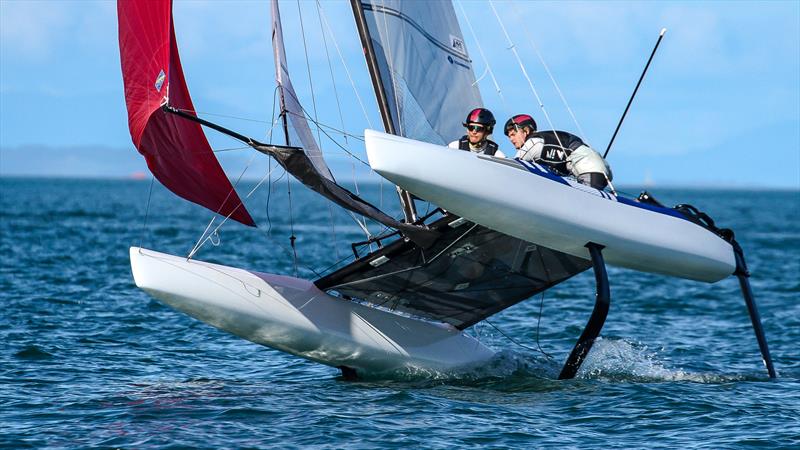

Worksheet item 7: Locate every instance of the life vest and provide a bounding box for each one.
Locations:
[528,130,583,175]
[458,136,499,156]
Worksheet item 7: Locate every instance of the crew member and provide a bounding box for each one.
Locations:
[448,108,506,157]
[504,114,612,189]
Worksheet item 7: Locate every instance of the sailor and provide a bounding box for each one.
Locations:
[504,114,612,190]
[448,108,506,157]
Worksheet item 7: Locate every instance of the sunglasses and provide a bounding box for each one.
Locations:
[465,124,486,132]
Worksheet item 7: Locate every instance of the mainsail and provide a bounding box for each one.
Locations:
[117,0,255,226]
[354,0,483,144]
[311,1,592,327]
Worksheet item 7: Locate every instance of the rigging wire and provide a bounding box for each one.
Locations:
[488,0,564,150]
[187,149,281,260]
[484,316,554,360]
[297,0,340,258]
[316,1,375,129]
[318,1,370,237]
[315,3,394,233]
[316,1,372,253]
[212,146,253,153]
[296,0,323,147]
[185,111,285,259]
[455,0,508,110]
[509,1,588,144]
[378,0,404,136]
[284,110,371,166]
[264,85,281,235]
[138,175,156,250]
[264,168,287,236]
[177,106,366,142]
[286,171,298,277]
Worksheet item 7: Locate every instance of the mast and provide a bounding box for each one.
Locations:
[349,0,418,223]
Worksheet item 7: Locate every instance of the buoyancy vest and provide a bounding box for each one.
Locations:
[528,130,583,175]
[458,136,499,156]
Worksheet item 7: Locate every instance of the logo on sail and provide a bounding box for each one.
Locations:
[154,69,166,92]
[449,35,467,57]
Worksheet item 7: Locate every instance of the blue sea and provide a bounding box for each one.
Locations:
[1,177,798,448]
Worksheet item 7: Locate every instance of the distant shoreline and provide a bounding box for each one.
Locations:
[1,174,797,191]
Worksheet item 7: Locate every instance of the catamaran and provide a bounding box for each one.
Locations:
[118,0,775,379]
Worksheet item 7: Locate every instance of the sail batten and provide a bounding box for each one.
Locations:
[118,0,255,227]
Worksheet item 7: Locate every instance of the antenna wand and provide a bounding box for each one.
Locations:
[604,28,667,159]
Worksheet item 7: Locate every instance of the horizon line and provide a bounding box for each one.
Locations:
[1,174,797,191]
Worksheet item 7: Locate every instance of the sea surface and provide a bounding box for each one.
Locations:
[1,177,798,449]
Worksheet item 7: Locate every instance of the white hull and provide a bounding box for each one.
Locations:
[365,130,735,283]
[130,247,495,374]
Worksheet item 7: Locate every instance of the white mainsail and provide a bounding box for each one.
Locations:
[357,0,483,144]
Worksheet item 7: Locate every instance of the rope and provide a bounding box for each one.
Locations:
[175,101,291,259]
[378,0,404,136]
[296,0,323,147]
[265,168,287,236]
[484,316,554,360]
[284,110,371,166]
[510,0,588,144]
[186,148,258,259]
[488,0,564,150]
[286,174,298,277]
[138,175,156,249]
[456,0,508,110]
[317,0,375,129]
[187,162,281,260]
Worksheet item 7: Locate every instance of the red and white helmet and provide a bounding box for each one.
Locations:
[463,108,496,132]
[504,114,537,135]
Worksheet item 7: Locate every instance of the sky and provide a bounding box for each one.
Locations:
[1,0,798,188]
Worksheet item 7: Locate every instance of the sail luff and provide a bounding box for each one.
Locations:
[350,0,418,223]
[271,0,333,181]
[350,0,397,135]
[117,0,255,227]
[352,0,484,145]
[267,0,438,246]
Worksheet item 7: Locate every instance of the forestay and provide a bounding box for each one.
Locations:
[356,0,483,144]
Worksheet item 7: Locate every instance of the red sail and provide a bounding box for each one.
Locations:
[117,0,255,226]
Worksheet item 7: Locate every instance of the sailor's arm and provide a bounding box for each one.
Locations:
[515,137,544,161]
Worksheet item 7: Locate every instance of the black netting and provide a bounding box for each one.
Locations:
[316,216,591,329]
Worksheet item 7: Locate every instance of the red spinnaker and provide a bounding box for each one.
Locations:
[117,0,255,226]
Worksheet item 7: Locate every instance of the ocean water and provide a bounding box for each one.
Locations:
[1,177,798,448]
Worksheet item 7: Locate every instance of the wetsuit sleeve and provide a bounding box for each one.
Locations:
[515,137,544,161]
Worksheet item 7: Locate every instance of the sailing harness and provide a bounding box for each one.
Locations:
[457,136,499,156]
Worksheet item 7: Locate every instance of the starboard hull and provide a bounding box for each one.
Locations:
[364,130,736,283]
[130,247,495,374]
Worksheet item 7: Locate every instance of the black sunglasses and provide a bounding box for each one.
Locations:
[465,124,486,132]
[504,124,521,136]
